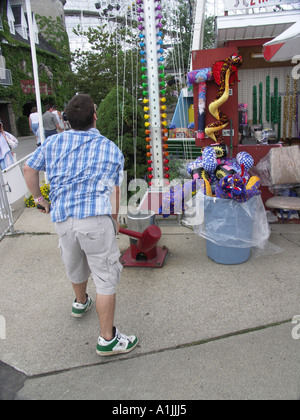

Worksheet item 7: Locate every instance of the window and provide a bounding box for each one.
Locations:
[20,59,26,72]
[11,4,28,40]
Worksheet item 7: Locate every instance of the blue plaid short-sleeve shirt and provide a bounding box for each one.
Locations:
[26,128,124,222]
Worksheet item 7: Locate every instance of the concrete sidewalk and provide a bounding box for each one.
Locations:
[0,208,299,400]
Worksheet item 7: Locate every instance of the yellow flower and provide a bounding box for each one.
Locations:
[24,183,51,208]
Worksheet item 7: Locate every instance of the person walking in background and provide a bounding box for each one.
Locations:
[29,107,39,136]
[35,126,45,147]
[0,119,18,170]
[52,105,65,131]
[23,94,138,357]
[29,107,40,146]
[42,104,63,138]
[62,109,71,130]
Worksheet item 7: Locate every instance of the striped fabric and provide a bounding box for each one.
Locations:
[26,128,124,222]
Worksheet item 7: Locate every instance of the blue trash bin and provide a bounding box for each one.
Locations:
[204,196,256,264]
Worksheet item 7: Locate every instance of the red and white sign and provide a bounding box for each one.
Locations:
[20,80,54,95]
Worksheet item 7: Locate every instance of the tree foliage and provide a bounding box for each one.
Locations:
[164,1,215,73]
[35,15,72,60]
[72,24,148,181]
[0,16,74,119]
[203,16,216,50]
[72,24,141,105]
[97,86,147,181]
[164,0,194,74]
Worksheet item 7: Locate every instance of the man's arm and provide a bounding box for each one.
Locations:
[56,122,64,133]
[51,114,63,133]
[23,164,50,214]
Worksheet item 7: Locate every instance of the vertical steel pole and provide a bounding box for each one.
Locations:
[143,0,164,185]
[25,0,45,145]
[191,0,205,52]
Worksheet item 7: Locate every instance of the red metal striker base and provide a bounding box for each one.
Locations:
[120,244,168,268]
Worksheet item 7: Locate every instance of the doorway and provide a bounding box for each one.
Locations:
[0,103,11,132]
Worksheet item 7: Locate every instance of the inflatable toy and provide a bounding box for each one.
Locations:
[159,148,257,217]
[215,174,261,203]
[205,55,243,143]
[236,151,254,171]
[187,68,214,140]
[187,148,255,198]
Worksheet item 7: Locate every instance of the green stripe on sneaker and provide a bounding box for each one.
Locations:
[97,330,139,356]
[71,297,92,318]
[97,338,119,353]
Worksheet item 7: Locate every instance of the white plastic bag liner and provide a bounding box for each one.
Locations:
[187,191,270,248]
[251,145,300,187]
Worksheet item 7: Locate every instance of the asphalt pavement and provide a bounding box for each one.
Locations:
[14,135,37,161]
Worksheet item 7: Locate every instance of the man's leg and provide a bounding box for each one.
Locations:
[72,280,88,304]
[96,293,116,341]
[71,280,92,318]
[54,219,91,318]
[75,216,138,355]
[96,291,138,356]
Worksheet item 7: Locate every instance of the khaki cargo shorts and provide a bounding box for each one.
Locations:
[55,215,122,295]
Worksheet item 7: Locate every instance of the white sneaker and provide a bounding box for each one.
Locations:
[96,327,138,356]
[71,295,93,318]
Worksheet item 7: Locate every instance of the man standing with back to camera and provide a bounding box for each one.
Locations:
[24,94,138,356]
[43,104,64,138]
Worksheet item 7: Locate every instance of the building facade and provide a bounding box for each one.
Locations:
[0,0,73,136]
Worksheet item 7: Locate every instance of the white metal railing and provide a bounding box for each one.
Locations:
[0,169,15,240]
[0,154,32,241]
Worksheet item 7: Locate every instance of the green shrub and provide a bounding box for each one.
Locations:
[17,115,30,136]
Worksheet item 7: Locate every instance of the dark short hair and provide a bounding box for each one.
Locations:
[65,94,95,130]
